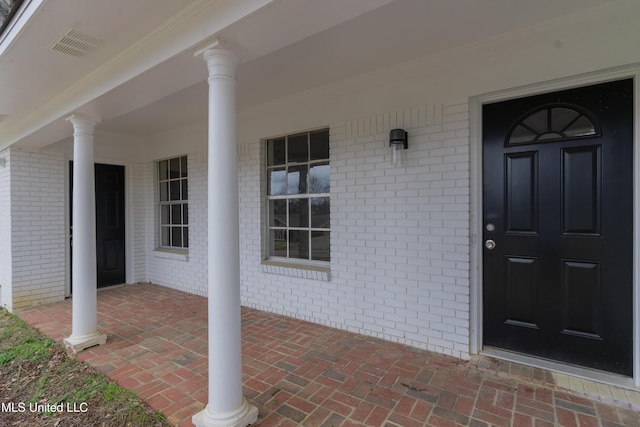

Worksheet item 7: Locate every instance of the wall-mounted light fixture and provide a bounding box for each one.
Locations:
[389,128,408,167]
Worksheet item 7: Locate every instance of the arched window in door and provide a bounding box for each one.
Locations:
[506,104,601,145]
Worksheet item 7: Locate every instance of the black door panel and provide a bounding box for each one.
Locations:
[95,164,126,287]
[483,79,633,375]
[71,163,126,289]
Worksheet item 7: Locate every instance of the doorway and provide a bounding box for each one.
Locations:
[70,163,126,288]
[482,79,633,376]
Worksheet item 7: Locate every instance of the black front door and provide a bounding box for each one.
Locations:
[71,163,126,288]
[482,79,633,376]
[94,164,126,287]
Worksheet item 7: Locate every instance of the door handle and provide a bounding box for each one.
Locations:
[485,239,496,250]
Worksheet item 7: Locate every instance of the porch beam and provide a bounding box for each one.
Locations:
[193,39,258,427]
[63,113,107,352]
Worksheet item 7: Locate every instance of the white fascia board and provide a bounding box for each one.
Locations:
[0,0,274,151]
[0,0,45,56]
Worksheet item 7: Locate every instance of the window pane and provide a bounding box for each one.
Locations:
[170,180,181,201]
[267,138,286,166]
[564,115,596,137]
[288,230,309,260]
[509,125,537,144]
[161,226,170,246]
[551,107,580,132]
[158,156,189,250]
[182,179,188,200]
[309,163,330,193]
[181,156,188,177]
[270,229,287,257]
[268,168,286,196]
[289,198,309,228]
[172,227,182,247]
[160,205,170,225]
[287,165,308,195]
[523,109,548,134]
[159,182,168,202]
[508,106,599,145]
[269,199,287,227]
[159,160,168,180]
[311,197,330,228]
[311,231,330,261]
[265,129,330,263]
[171,204,182,225]
[170,158,181,179]
[288,133,308,164]
[310,129,329,160]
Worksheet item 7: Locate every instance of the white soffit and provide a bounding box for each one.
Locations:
[3,0,631,147]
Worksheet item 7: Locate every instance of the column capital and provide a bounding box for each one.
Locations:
[195,37,240,80]
[193,36,225,56]
[66,113,101,136]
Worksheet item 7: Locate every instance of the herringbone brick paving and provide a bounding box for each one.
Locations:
[16,284,640,426]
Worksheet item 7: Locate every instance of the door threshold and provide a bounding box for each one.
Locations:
[477,348,640,410]
[68,283,126,297]
[98,283,126,291]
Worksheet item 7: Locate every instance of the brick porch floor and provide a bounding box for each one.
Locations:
[15,283,640,426]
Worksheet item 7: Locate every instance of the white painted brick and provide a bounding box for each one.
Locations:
[4,149,66,310]
[0,150,11,309]
[136,98,472,360]
[303,102,469,355]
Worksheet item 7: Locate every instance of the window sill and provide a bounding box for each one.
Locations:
[153,249,189,262]
[261,260,330,281]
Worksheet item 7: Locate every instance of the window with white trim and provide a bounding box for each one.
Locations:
[266,129,330,262]
[158,156,189,249]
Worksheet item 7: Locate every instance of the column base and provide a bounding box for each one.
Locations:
[192,399,258,427]
[63,332,107,353]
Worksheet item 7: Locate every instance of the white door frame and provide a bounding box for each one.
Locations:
[469,66,640,387]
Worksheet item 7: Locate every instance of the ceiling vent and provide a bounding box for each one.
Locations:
[50,28,103,58]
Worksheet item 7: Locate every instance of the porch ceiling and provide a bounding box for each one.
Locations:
[0,0,622,149]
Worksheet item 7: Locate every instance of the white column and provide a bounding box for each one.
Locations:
[63,113,107,353]
[193,40,258,427]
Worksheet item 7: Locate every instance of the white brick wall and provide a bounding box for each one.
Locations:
[131,162,150,283]
[237,100,471,359]
[0,150,11,309]
[9,149,66,309]
[139,100,471,359]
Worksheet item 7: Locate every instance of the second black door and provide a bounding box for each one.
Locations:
[95,164,126,287]
[71,163,126,288]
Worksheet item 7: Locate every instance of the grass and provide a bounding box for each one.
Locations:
[0,308,172,426]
